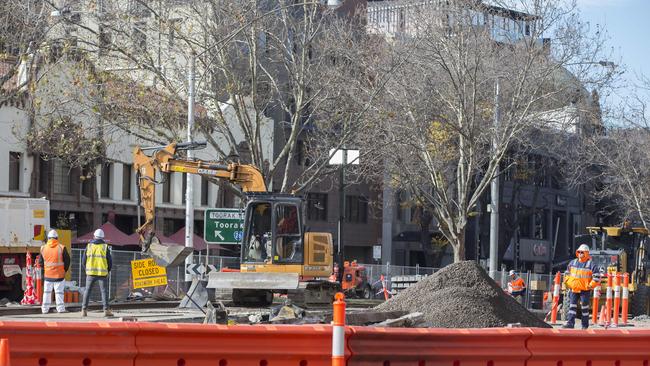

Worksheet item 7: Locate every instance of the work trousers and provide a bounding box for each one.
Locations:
[82,275,109,310]
[42,280,66,314]
[566,290,591,329]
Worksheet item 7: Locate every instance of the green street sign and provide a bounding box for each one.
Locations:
[204,208,244,244]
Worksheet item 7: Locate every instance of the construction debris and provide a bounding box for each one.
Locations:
[376,261,551,328]
[372,312,425,328]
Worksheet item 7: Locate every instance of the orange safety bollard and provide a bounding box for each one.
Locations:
[379,275,390,300]
[332,292,346,366]
[613,273,621,327]
[592,282,600,325]
[622,273,630,326]
[605,274,613,326]
[0,338,9,366]
[34,261,43,306]
[550,272,561,324]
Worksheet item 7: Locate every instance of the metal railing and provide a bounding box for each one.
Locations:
[70,248,240,303]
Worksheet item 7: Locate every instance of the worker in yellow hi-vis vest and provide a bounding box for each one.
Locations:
[81,229,113,317]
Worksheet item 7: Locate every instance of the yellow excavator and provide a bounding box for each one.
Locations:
[133,141,339,306]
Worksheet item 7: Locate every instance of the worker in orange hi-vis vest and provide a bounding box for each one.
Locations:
[37,230,71,314]
[562,244,601,329]
[507,270,526,304]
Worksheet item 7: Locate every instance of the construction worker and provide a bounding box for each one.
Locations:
[81,229,113,317]
[507,270,526,304]
[563,244,600,329]
[38,229,70,314]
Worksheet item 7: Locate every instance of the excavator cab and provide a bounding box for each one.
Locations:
[242,194,303,265]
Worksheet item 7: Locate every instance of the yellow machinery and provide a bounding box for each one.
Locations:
[133,141,338,306]
[583,226,650,316]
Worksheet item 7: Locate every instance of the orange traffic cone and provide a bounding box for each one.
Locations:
[0,338,10,366]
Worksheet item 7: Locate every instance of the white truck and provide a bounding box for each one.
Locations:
[0,198,50,301]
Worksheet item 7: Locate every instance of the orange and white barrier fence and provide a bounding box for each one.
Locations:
[550,272,561,324]
[332,292,346,366]
[2,321,650,365]
[622,273,630,325]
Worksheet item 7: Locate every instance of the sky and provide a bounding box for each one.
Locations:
[576,0,650,100]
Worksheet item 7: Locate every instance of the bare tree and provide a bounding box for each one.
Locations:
[361,0,614,262]
[0,1,51,105]
[31,0,382,195]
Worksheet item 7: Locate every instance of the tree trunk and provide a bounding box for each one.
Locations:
[452,230,466,263]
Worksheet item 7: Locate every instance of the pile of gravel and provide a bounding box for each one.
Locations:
[376,261,550,328]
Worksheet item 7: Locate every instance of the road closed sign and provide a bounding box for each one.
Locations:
[204,208,244,244]
[131,258,168,289]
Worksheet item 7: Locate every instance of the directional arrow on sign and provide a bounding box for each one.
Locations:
[186,264,206,276]
[214,231,225,241]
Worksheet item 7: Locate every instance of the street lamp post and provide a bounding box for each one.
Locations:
[329,148,360,278]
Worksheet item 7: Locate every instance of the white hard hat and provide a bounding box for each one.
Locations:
[93,229,105,239]
[47,229,58,239]
[509,270,516,276]
[577,244,590,253]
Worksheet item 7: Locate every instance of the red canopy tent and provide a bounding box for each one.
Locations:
[73,222,137,247]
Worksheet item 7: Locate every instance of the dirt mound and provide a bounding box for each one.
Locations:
[375,261,550,328]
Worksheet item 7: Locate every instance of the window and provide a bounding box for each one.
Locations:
[122,164,132,200]
[38,156,49,193]
[98,26,112,55]
[81,167,93,198]
[100,163,111,198]
[162,172,171,203]
[533,209,548,240]
[132,23,147,52]
[168,19,181,47]
[201,177,209,206]
[346,195,368,224]
[307,193,327,221]
[275,204,302,263]
[53,160,73,194]
[9,152,21,191]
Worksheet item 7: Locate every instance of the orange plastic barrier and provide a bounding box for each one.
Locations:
[135,323,348,366]
[0,321,138,366]
[0,338,9,366]
[347,327,532,366]
[526,328,650,366]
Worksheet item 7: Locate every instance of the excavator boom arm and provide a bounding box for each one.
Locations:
[133,142,266,251]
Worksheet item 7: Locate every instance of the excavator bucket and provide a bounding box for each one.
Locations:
[146,236,193,268]
[207,272,300,290]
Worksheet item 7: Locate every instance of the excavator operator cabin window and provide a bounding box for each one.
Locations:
[244,202,272,262]
[274,204,302,264]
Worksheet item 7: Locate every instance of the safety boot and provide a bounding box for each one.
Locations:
[81,309,87,317]
[104,309,114,317]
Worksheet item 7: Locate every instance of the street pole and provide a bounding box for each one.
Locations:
[337,149,347,275]
[184,52,196,282]
[489,78,500,279]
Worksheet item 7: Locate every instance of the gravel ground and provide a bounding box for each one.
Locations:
[376,261,551,328]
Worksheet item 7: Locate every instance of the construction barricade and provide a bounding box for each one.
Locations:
[135,323,346,366]
[0,321,138,366]
[526,328,650,366]
[347,327,532,366]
